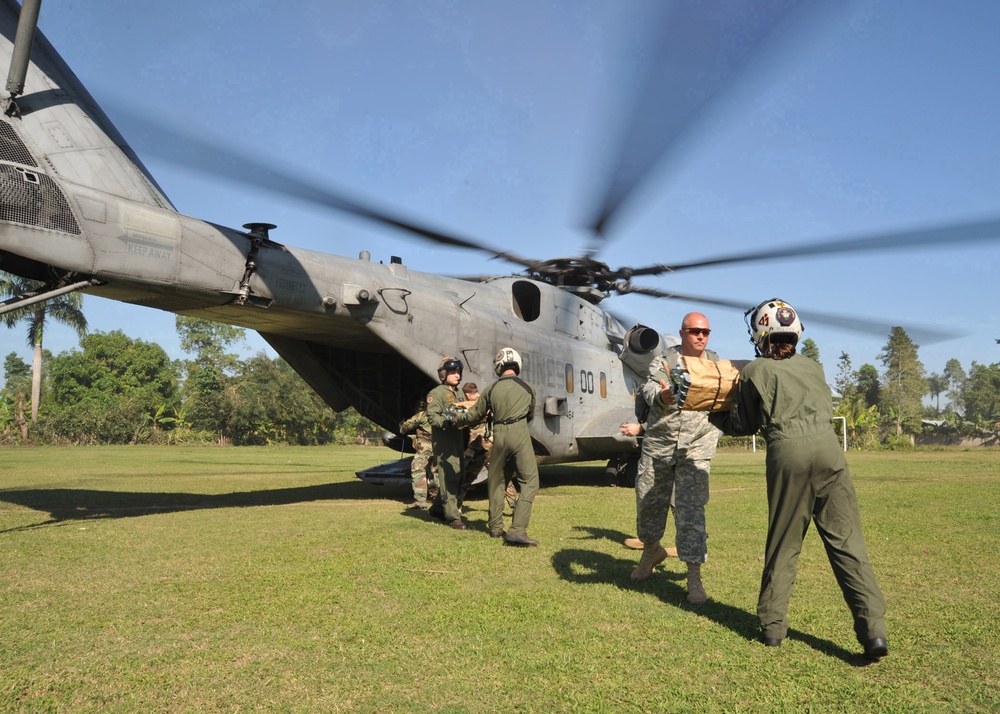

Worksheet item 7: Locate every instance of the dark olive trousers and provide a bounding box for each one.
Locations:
[487,422,539,535]
[758,433,887,644]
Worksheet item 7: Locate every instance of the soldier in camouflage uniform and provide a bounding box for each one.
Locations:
[461,382,492,489]
[400,403,435,509]
[425,356,469,530]
[709,299,887,660]
[631,312,720,605]
[619,420,676,557]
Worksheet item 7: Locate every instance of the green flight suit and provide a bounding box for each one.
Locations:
[710,353,887,644]
[426,383,467,522]
[456,374,539,535]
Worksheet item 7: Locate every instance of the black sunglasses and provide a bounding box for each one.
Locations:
[683,328,711,336]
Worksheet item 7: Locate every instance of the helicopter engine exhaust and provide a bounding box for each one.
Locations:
[618,324,663,378]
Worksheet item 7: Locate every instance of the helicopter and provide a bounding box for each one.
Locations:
[2,0,998,484]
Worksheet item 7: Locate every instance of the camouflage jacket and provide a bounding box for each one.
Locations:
[400,410,432,449]
[641,345,721,459]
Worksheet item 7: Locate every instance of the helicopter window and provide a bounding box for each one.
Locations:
[579,370,595,394]
[599,372,607,398]
[564,363,574,393]
[511,280,541,322]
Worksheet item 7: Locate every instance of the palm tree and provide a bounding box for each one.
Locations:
[926,373,947,416]
[834,395,882,449]
[1,272,88,421]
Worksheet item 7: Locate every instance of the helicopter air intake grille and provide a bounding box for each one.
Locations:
[0,120,37,166]
[0,164,81,234]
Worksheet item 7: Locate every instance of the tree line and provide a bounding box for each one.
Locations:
[822,331,1000,448]
[1,314,380,446]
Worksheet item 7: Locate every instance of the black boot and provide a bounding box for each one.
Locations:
[863,638,888,661]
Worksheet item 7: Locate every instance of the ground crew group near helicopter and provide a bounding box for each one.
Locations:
[412,300,888,659]
[417,349,541,545]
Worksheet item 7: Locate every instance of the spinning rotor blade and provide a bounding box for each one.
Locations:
[620,286,957,344]
[108,104,538,269]
[655,216,1000,274]
[587,0,837,240]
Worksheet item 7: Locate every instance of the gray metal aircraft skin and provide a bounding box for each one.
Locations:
[0,0,666,466]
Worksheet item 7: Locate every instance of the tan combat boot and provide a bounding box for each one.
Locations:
[630,541,668,581]
[624,538,678,558]
[686,562,707,604]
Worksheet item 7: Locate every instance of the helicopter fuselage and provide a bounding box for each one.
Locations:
[0,0,674,466]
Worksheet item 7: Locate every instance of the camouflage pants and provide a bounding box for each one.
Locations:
[635,445,710,563]
[410,449,435,504]
[463,436,492,489]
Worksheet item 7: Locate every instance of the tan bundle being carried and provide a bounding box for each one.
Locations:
[679,357,750,412]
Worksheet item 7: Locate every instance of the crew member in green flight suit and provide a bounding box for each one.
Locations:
[425,356,469,531]
[709,298,888,661]
[454,347,540,546]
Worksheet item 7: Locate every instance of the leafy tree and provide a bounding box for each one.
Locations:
[1,273,88,421]
[926,373,947,416]
[856,364,881,408]
[176,317,246,436]
[834,352,857,403]
[961,361,1000,422]
[3,352,31,395]
[228,354,334,445]
[177,316,246,360]
[330,407,382,445]
[43,331,178,444]
[799,338,821,364]
[1,352,32,441]
[943,358,967,414]
[878,327,927,435]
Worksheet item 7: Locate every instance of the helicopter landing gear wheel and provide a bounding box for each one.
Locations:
[605,452,638,488]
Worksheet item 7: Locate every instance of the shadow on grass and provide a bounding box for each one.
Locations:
[0,479,400,531]
[569,524,637,546]
[0,462,606,533]
[551,545,867,665]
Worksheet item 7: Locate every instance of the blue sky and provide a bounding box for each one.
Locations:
[6,0,1000,384]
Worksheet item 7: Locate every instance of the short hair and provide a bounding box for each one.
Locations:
[462,382,479,394]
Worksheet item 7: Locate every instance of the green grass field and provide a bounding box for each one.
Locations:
[2,446,998,713]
